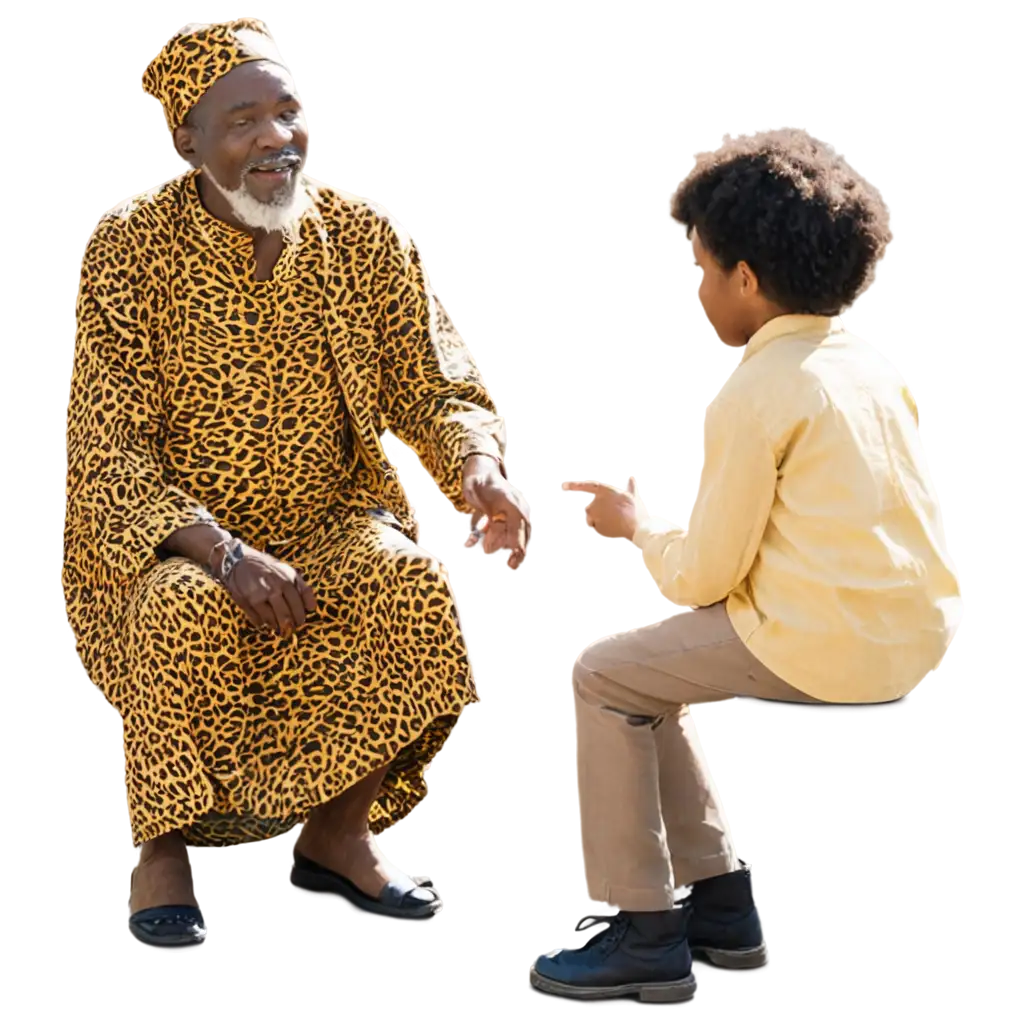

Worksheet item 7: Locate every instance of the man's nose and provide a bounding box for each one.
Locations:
[255,118,293,150]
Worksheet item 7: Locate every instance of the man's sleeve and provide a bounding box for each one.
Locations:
[66,221,212,578]
[371,213,507,512]
[632,396,778,607]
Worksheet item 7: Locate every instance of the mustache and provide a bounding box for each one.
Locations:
[244,149,303,172]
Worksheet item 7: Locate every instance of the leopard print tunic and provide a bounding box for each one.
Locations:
[64,170,506,846]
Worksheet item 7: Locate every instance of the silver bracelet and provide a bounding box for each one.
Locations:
[206,537,245,583]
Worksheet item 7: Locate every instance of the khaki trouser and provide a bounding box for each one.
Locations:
[575,601,820,911]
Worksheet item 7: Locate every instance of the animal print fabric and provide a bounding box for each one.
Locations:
[142,18,285,132]
[64,170,505,846]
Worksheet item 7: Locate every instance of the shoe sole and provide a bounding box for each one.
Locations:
[290,864,442,919]
[127,901,207,948]
[690,942,768,969]
[290,876,446,925]
[127,923,206,947]
[529,967,696,1003]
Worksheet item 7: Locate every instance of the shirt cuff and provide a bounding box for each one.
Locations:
[630,509,679,552]
[98,497,214,579]
[460,436,507,477]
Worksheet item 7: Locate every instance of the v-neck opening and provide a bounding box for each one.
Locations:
[184,169,305,286]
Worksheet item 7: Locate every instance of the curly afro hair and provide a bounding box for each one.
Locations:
[671,129,892,315]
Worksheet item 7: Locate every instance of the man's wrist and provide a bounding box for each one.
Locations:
[208,536,245,583]
[162,522,233,565]
[463,452,503,480]
[464,452,503,471]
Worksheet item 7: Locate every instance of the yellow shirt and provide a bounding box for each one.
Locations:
[632,314,961,703]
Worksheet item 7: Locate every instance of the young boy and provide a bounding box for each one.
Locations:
[529,129,961,1003]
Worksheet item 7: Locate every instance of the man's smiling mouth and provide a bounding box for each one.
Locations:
[248,155,300,179]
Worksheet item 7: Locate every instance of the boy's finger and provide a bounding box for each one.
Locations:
[563,481,606,494]
[628,477,637,494]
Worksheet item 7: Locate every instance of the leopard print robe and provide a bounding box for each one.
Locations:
[63,170,506,846]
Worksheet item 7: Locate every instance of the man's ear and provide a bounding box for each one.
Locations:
[173,123,201,167]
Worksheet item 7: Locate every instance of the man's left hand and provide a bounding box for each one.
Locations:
[462,454,531,570]
[562,477,648,540]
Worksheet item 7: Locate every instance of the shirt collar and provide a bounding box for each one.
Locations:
[741,314,844,363]
[182,169,311,283]
[184,169,252,253]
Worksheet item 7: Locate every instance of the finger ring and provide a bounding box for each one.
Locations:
[471,528,483,539]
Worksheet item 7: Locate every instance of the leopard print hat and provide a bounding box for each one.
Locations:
[143,19,288,132]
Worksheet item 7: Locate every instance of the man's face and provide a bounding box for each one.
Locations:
[688,228,761,352]
[175,61,308,206]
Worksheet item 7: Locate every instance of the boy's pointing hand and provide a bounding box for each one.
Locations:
[563,477,648,541]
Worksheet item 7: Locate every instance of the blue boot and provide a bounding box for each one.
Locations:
[531,907,696,1002]
[680,862,767,968]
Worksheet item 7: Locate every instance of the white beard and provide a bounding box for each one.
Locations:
[202,164,313,242]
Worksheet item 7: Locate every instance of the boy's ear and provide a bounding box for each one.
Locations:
[736,260,760,297]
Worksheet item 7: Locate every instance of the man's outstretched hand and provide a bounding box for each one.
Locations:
[462,454,531,570]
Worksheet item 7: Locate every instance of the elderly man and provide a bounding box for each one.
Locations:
[529,131,960,1003]
[64,19,530,947]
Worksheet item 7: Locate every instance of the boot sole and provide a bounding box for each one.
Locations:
[529,967,696,1003]
[690,942,768,969]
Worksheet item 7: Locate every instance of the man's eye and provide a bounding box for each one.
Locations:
[233,118,252,128]
[280,110,299,123]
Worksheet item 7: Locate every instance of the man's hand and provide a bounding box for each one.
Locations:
[161,523,317,639]
[226,546,318,639]
[462,454,531,570]
[562,477,648,540]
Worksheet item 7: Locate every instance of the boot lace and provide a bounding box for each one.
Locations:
[574,913,629,950]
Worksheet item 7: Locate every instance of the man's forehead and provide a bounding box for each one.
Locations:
[196,61,298,115]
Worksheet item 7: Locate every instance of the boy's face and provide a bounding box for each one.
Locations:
[692,230,762,347]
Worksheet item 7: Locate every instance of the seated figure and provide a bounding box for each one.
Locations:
[64,18,531,947]
[531,128,961,1003]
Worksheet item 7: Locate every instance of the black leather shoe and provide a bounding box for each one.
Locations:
[290,851,442,919]
[128,905,206,947]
